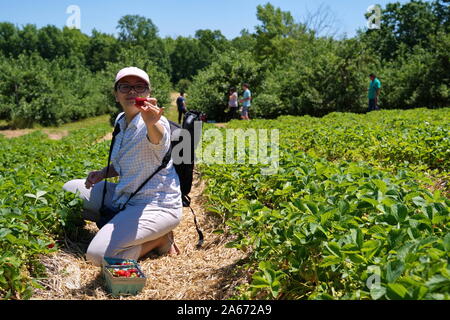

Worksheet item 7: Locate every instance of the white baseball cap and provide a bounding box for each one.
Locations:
[115,67,150,86]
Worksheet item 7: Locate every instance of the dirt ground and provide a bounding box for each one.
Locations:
[0,129,69,140]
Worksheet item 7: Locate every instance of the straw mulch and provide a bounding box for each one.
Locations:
[32,172,251,300]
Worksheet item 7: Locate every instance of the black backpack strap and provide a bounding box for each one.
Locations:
[184,195,204,249]
[118,147,172,210]
[100,113,125,211]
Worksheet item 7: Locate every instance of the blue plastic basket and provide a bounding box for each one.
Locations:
[102,257,147,296]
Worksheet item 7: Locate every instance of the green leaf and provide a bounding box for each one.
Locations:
[251,275,271,287]
[270,280,281,298]
[412,286,428,300]
[382,197,397,207]
[224,240,240,248]
[350,228,364,248]
[320,256,342,267]
[347,253,367,264]
[305,201,318,215]
[370,286,386,300]
[0,228,12,238]
[361,197,379,207]
[368,225,386,234]
[325,242,342,258]
[341,243,360,253]
[362,240,379,251]
[405,191,421,202]
[36,190,47,198]
[373,179,387,193]
[338,200,349,214]
[320,209,335,225]
[443,233,450,252]
[391,204,408,223]
[5,233,18,243]
[386,260,405,283]
[386,283,409,300]
[425,275,450,291]
[412,196,426,207]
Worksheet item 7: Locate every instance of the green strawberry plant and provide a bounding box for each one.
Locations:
[200,108,449,300]
[0,124,111,299]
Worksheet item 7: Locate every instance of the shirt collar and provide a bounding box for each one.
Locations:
[120,112,144,131]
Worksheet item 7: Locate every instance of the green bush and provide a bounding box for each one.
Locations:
[380,32,450,110]
[252,39,376,118]
[0,54,110,128]
[176,78,192,94]
[188,50,263,121]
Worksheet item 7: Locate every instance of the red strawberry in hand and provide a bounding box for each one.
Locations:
[134,97,148,107]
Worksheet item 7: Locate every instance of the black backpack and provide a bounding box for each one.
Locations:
[99,110,206,248]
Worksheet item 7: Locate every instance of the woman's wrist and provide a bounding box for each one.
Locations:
[146,122,164,145]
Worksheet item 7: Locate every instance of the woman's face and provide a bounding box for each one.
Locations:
[115,76,150,110]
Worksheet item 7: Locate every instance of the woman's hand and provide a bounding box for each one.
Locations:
[85,169,105,189]
[137,98,164,126]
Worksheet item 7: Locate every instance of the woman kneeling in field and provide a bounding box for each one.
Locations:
[63,67,181,266]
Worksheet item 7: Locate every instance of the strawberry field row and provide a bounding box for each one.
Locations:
[0,125,111,299]
[200,108,450,299]
[227,108,449,180]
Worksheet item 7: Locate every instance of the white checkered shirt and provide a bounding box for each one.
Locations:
[110,112,182,209]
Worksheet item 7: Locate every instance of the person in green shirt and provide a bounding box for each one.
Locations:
[368,73,381,112]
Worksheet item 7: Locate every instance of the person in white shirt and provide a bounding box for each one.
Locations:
[227,87,238,121]
[63,67,181,266]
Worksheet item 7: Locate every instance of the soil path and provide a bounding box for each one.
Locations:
[0,129,69,140]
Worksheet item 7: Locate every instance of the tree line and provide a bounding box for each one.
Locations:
[0,0,448,127]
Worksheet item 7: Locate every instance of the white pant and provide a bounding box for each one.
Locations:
[63,179,182,266]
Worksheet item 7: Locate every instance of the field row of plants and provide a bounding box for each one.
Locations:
[0,124,112,299]
[0,108,448,299]
[199,108,450,299]
[226,108,450,183]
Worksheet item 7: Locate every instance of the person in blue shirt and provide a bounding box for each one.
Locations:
[176,92,187,124]
[368,73,381,112]
[239,83,251,120]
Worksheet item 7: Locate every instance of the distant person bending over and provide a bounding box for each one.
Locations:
[239,83,251,120]
[176,92,188,124]
[368,73,381,112]
[227,87,238,121]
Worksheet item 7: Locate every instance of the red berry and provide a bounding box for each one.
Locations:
[47,243,55,249]
[134,97,147,107]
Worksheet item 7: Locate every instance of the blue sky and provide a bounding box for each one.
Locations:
[0,0,413,39]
